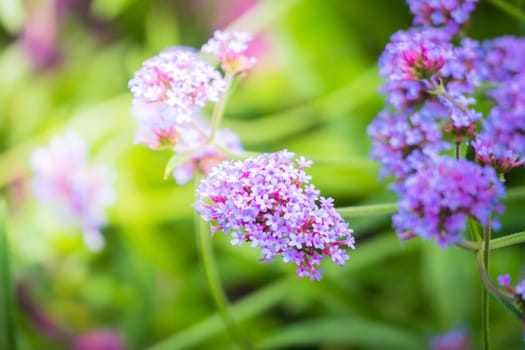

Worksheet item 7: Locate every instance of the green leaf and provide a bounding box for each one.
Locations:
[421,241,474,329]
[259,317,426,350]
[0,199,16,350]
[163,153,191,180]
[490,231,525,250]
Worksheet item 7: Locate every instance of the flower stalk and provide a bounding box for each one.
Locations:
[194,209,251,350]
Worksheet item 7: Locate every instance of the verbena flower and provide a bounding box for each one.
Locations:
[481,36,525,83]
[30,133,116,251]
[195,150,355,281]
[497,274,525,300]
[472,134,523,174]
[367,107,449,180]
[379,28,453,82]
[393,156,504,248]
[407,0,479,37]
[430,328,473,350]
[483,75,525,160]
[130,98,186,150]
[442,38,486,94]
[128,47,226,121]
[440,93,480,140]
[173,128,243,185]
[201,30,256,73]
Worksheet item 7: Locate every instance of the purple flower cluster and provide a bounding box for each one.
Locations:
[408,0,479,37]
[367,107,448,180]
[195,150,355,281]
[369,0,525,247]
[470,74,525,173]
[30,133,116,251]
[393,157,504,247]
[481,36,525,83]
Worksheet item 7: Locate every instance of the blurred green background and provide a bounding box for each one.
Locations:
[1,0,525,349]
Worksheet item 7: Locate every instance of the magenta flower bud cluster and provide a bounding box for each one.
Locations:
[369,0,525,247]
[30,133,116,251]
[195,150,355,281]
[201,30,257,73]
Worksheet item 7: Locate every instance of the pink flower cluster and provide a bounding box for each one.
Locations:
[128,30,257,182]
[201,30,256,73]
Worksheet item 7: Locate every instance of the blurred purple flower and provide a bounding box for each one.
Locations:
[30,133,116,251]
[407,0,479,37]
[482,75,525,160]
[430,328,473,350]
[201,30,256,73]
[195,150,355,281]
[481,36,525,84]
[72,329,126,350]
[128,47,226,121]
[442,38,487,94]
[393,156,504,248]
[130,98,185,150]
[173,128,243,185]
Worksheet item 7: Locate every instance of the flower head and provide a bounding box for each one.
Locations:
[472,134,523,174]
[481,36,525,83]
[407,0,480,37]
[128,47,226,121]
[195,150,355,280]
[380,28,453,82]
[201,30,256,73]
[30,133,116,251]
[393,156,504,248]
[130,98,185,150]
[367,107,449,181]
[482,75,525,160]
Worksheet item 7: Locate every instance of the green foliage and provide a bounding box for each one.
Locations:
[1,0,525,349]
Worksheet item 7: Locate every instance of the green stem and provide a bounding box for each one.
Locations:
[0,199,16,350]
[209,73,234,143]
[148,278,292,350]
[428,79,469,114]
[481,223,491,350]
[194,211,251,349]
[489,231,525,250]
[337,203,398,218]
[488,0,525,23]
[456,240,480,251]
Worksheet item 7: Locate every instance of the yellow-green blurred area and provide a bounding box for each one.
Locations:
[1,0,525,349]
